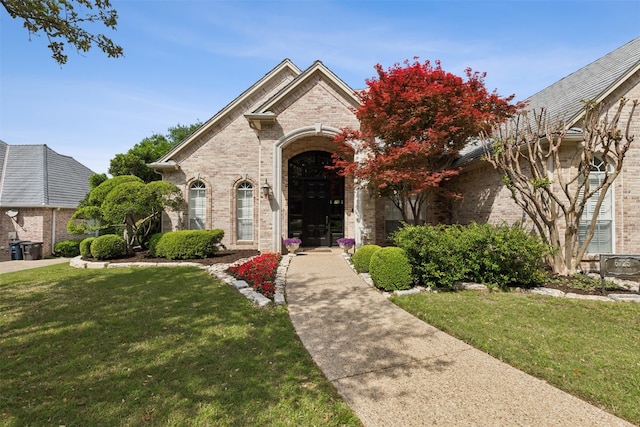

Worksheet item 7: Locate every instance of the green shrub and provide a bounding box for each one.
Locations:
[351,244,381,273]
[79,237,96,258]
[394,222,549,290]
[53,239,83,257]
[90,234,127,260]
[462,223,549,288]
[393,224,468,288]
[148,232,165,257]
[369,247,413,291]
[153,229,224,260]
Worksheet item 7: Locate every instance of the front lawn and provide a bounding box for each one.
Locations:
[0,264,360,426]
[392,291,640,425]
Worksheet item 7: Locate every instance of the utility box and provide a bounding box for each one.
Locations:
[20,242,43,260]
[9,241,27,260]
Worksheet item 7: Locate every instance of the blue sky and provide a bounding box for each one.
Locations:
[1,0,639,174]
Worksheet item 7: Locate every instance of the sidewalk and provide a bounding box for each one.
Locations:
[0,258,70,274]
[286,250,633,427]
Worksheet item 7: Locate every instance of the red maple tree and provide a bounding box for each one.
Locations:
[333,59,519,224]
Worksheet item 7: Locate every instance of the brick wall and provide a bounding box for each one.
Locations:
[445,75,640,260]
[160,68,366,252]
[0,207,82,259]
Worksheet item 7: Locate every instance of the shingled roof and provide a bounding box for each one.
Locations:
[457,36,640,165]
[0,140,94,208]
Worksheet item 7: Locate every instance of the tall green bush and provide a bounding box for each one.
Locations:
[90,234,127,260]
[394,223,549,290]
[153,229,224,260]
[393,224,469,288]
[351,244,381,273]
[369,247,413,291]
[147,232,165,257]
[462,223,548,288]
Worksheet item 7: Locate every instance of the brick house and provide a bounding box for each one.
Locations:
[151,37,639,256]
[0,141,94,259]
[449,36,640,265]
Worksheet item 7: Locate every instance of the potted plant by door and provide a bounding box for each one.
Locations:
[283,237,302,254]
[337,237,355,253]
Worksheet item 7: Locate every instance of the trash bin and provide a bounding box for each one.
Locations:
[20,241,43,260]
[9,241,27,260]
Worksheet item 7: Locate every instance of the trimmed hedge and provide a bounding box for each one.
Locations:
[394,222,549,290]
[351,244,381,273]
[152,229,224,260]
[79,237,96,258]
[90,234,127,260]
[394,224,468,289]
[53,239,83,257]
[369,247,413,291]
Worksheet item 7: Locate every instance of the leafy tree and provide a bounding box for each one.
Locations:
[332,59,518,224]
[1,0,123,65]
[88,172,108,189]
[77,172,108,207]
[481,98,638,275]
[109,122,202,182]
[68,175,184,252]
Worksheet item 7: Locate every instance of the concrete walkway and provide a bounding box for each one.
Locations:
[0,257,70,274]
[286,250,634,427]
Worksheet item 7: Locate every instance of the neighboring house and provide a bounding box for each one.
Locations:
[0,141,94,259]
[151,37,639,259]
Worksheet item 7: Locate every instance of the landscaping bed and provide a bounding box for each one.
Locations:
[98,248,260,265]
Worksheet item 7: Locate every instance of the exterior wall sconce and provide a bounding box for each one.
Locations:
[261,179,272,199]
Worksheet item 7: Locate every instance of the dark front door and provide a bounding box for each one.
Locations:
[288,151,344,247]
[302,179,330,246]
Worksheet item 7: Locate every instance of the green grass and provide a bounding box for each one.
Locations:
[0,264,360,426]
[392,291,640,425]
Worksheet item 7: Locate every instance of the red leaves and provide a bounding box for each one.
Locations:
[228,253,281,299]
[332,58,519,216]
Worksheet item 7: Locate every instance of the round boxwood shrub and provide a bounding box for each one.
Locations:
[147,232,165,257]
[369,247,413,291]
[79,237,96,258]
[90,234,127,260]
[153,229,224,260]
[351,244,381,273]
[53,239,83,257]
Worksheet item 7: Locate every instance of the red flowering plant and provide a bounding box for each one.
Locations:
[227,253,282,299]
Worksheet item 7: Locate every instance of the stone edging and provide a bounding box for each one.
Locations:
[338,254,640,303]
[69,255,292,307]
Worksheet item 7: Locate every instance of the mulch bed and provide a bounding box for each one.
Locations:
[539,277,638,296]
[105,249,260,266]
[95,249,639,296]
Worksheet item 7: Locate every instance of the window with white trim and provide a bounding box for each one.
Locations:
[237,181,254,240]
[384,197,426,237]
[189,181,206,230]
[578,157,613,253]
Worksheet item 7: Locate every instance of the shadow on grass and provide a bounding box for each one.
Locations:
[0,265,359,426]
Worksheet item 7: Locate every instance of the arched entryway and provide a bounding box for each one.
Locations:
[288,150,344,247]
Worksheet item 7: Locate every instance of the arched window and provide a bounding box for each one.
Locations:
[579,157,613,253]
[189,181,206,230]
[237,181,253,240]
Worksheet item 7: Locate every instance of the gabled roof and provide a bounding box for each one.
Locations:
[251,60,360,114]
[457,37,640,166]
[151,59,360,168]
[153,59,303,167]
[0,140,94,208]
[526,37,640,127]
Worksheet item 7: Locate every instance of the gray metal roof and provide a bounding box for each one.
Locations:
[457,36,640,166]
[0,140,94,208]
